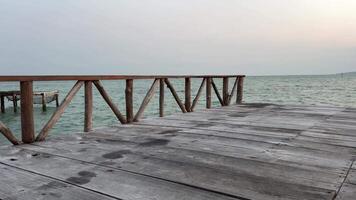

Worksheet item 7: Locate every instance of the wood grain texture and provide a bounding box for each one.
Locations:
[20,81,34,143]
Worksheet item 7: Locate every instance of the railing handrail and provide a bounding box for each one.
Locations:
[0,75,245,145]
[0,75,245,82]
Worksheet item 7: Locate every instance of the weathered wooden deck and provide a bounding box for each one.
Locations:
[1,103,356,200]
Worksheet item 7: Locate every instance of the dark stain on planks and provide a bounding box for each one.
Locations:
[66,171,97,185]
[139,138,170,146]
[102,150,132,159]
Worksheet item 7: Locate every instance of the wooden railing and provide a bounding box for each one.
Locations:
[0,75,245,145]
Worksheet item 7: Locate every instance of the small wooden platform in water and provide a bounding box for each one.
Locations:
[1,103,356,200]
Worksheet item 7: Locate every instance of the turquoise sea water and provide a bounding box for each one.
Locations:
[0,74,356,144]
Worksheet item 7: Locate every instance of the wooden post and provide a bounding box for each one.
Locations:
[0,95,4,113]
[20,81,35,143]
[223,77,229,106]
[41,93,47,112]
[84,81,93,132]
[13,94,17,113]
[185,77,191,112]
[159,79,164,117]
[206,77,212,109]
[125,79,134,123]
[236,76,244,104]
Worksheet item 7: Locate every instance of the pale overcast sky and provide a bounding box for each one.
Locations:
[0,0,355,75]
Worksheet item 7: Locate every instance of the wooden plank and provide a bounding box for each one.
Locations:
[20,81,35,143]
[211,79,224,106]
[191,78,205,111]
[0,163,116,200]
[206,77,212,109]
[335,183,356,200]
[125,79,134,123]
[30,133,347,190]
[84,81,93,132]
[21,140,339,200]
[0,121,20,145]
[0,147,240,200]
[164,79,187,113]
[185,77,191,112]
[36,81,84,141]
[134,79,159,122]
[93,80,126,124]
[159,79,164,117]
[346,169,356,185]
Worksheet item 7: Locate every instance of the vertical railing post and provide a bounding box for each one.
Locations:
[84,81,93,132]
[236,76,244,104]
[159,78,165,117]
[223,77,229,106]
[125,79,134,123]
[185,77,191,112]
[206,77,212,109]
[20,81,35,143]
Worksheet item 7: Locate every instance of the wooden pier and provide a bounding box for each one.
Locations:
[1,75,356,200]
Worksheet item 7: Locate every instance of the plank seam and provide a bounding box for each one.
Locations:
[23,145,250,200]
